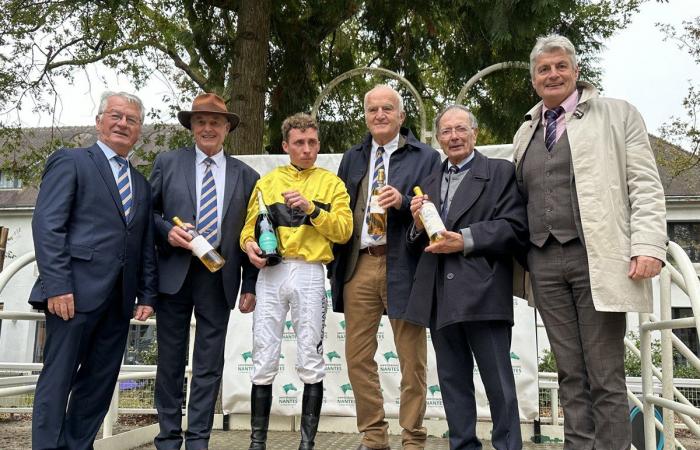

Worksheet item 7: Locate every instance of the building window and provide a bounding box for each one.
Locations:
[0,171,22,189]
[667,222,700,263]
[672,307,699,363]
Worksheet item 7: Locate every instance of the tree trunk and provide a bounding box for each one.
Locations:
[227,0,271,155]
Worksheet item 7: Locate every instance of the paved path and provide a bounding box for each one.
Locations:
[135,430,564,449]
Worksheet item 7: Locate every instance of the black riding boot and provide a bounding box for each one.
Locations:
[298,381,323,450]
[249,384,273,450]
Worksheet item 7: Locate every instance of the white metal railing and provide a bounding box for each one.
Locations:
[0,251,198,442]
[639,241,700,450]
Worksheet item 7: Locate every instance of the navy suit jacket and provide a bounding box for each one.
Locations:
[330,128,441,318]
[29,144,158,317]
[404,150,529,329]
[150,146,259,308]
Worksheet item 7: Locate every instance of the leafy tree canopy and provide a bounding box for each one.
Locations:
[657,15,700,176]
[0,0,646,185]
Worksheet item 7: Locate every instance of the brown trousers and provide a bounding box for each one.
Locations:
[343,253,427,449]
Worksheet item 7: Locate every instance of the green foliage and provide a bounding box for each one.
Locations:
[539,332,700,379]
[0,0,648,182]
[657,16,700,172]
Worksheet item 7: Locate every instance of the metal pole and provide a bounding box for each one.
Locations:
[660,269,675,449]
[640,311,656,449]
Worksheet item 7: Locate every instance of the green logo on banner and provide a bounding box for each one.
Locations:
[340,383,353,395]
[327,351,341,362]
[383,351,398,362]
[510,352,520,360]
[339,320,346,329]
[283,383,297,394]
[285,320,294,330]
[428,385,441,396]
[242,351,252,362]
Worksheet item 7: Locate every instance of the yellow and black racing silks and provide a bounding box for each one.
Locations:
[240,164,352,264]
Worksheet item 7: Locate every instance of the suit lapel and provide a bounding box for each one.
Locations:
[222,155,240,220]
[182,147,197,211]
[445,151,488,229]
[88,144,127,224]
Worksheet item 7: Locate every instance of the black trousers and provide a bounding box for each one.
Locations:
[431,321,522,450]
[154,258,231,450]
[32,286,130,450]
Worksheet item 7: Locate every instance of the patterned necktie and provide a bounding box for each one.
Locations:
[114,156,132,220]
[544,106,565,152]
[197,157,218,246]
[366,146,385,225]
[440,165,459,221]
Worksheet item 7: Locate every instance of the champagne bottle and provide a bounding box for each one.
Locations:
[367,168,387,238]
[255,191,282,266]
[412,186,446,243]
[172,216,225,272]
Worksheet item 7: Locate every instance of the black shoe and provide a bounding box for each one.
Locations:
[249,384,273,450]
[298,381,323,450]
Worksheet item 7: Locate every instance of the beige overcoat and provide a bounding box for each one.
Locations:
[512,81,668,313]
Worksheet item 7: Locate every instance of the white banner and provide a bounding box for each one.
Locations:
[222,146,539,421]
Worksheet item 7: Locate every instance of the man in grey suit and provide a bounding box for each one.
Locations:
[513,35,667,450]
[151,93,259,450]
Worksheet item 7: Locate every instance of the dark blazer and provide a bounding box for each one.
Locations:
[330,128,440,318]
[405,150,528,329]
[29,145,158,317]
[150,146,259,307]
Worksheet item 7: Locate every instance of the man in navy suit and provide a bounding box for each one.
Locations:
[405,105,528,450]
[150,93,259,450]
[30,91,158,450]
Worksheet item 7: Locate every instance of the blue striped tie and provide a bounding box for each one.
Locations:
[197,158,218,246]
[366,146,385,226]
[114,156,132,220]
[544,106,565,152]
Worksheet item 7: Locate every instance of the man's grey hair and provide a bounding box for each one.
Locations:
[97,91,145,123]
[363,84,405,113]
[529,34,578,79]
[434,104,478,132]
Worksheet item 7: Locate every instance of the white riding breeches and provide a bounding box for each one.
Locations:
[251,259,327,385]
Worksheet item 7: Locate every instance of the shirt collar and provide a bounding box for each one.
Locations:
[446,149,476,172]
[541,89,579,122]
[371,133,400,155]
[96,140,129,163]
[195,146,225,166]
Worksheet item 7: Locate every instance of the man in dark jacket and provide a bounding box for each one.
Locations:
[406,105,528,450]
[330,84,440,450]
[30,91,158,450]
[150,93,259,450]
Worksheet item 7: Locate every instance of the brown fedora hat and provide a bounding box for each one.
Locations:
[177,93,240,133]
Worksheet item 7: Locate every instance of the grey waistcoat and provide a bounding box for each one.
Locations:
[519,122,583,247]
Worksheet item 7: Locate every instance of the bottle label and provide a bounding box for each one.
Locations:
[421,204,446,236]
[191,235,214,258]
[369,195,385,214]
[258,231,278,253]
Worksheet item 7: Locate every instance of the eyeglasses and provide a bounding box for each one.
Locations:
[103,111,141,127]
[438,126,472,138]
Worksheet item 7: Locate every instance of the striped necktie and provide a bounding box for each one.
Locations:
[544,106,565,152]
[114,156,132,220]
[366,146,385,226]
[197,157,218,246]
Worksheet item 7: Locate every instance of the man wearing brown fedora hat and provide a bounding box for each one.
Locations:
[150,92,260,450]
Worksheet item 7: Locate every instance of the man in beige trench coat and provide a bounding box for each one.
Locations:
[512,34,667,450]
